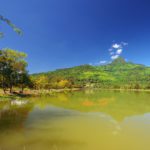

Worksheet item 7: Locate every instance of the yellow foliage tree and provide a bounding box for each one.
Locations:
[31,75,48,89]
[57,79,69,89]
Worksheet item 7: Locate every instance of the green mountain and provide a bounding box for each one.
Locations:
[32,57,150,89]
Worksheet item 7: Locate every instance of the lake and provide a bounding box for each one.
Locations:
[0,90,150,150]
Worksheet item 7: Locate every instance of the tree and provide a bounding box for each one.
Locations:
[0,48,29,93]
[17,71,33,93]
[31,75,49,90]
[57,79,70,89]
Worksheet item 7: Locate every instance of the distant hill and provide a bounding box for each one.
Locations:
[31,57,150,89]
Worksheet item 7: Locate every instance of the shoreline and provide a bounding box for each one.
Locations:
[0,88,82,99]
[91,88,150,92]
[0,88,150,100]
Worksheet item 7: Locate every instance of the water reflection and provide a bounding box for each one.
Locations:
[28,90,150,121]
[0,90,150,150]
[0,100,33,131]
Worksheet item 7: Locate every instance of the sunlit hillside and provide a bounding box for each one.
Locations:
[32,57,150,89]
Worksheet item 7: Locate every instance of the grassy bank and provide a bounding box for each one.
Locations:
[0,88,82,99]
[23,88,82,96]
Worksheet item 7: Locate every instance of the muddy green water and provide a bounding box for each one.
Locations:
[0,90,150,150]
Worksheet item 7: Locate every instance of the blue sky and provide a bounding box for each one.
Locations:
[1,0,150,73]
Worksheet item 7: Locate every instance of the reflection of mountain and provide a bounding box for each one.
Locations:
[31,90,150,122]
[1,90,150,131]
[25,105,80,127]
[0,101,33,131]
[0,103,150,150]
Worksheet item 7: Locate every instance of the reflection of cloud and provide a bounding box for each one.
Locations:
[11,100,28,106]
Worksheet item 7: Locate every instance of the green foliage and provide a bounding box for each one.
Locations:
[31,58,150,90]
[0,48,30,93]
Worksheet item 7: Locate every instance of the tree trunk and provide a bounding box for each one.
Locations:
[2,76,6,94]
[21,85,24,94]
[9,86,13,93]
[3,88,6,94]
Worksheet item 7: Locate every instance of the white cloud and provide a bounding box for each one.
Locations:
[116,49,122,55]
[94,60,107,65]
[111,55,119,60]
[121,42,128,46]
[112,43,121,49]
[91,41,128,66]
[110,42,127,59]
[99,60,107,64]
[110,51,115,55]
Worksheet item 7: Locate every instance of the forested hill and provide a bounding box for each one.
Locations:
[31,58,150,89]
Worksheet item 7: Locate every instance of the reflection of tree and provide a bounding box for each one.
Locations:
[0,102,33,131]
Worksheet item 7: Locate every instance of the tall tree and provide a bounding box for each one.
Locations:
[0,48,29,93]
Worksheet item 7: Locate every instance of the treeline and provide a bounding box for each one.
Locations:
[30,65,96,90]
[30,73,150,91]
